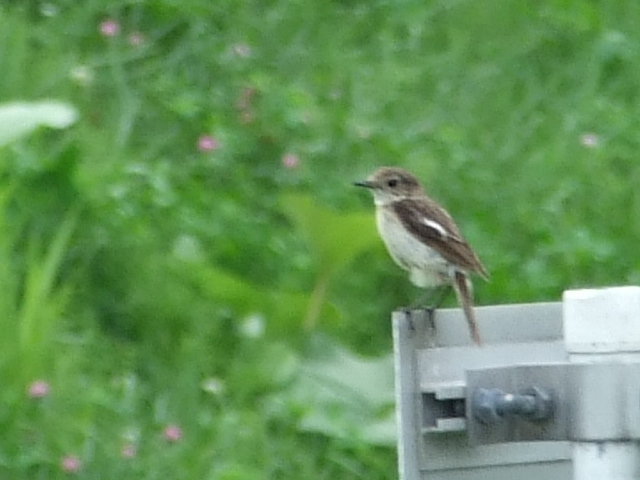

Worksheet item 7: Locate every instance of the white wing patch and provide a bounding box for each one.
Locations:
[422,218,448,239]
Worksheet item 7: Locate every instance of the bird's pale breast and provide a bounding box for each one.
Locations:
[376,205,450,288]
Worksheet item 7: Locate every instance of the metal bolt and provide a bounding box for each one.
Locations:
[472,386,554,425]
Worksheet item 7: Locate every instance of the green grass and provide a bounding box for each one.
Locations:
[2,0,640,478]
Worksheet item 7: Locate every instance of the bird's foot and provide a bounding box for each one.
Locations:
[402,306,415,332]
[423,306,437,330]
[398,305,438,333]
[423,306,436,319]
[410,285,452,310]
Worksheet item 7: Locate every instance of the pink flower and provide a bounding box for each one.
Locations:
[28,380,50,399]
[60,455,81,473]
[197,135,220,153]
[163,424,182,443]
[99,19,120,37]
[121,443,137,458]
[281,153,300,169]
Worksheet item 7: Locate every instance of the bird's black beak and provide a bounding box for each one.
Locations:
[353,180,375,189]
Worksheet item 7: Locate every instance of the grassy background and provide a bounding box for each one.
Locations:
[2,0,640,478]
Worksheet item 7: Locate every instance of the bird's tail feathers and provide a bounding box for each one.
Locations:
[453,271,482,346]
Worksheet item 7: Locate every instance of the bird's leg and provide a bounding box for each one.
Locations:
[411,285,453,324]
[411,285,452,310]
[430,285,453,310]
[401,286,452,332]
[405,308,415,332]
[393,304,415,331]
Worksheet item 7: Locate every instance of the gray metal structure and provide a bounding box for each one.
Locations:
[392,288,640,480]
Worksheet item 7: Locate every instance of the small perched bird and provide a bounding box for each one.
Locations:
[355,166,488,345]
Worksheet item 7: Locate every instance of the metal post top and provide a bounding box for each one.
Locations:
[392,301,564,349]
[564,286,640,353]
[392,286,640,479]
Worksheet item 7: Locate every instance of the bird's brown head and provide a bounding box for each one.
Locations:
[354,167,424,205]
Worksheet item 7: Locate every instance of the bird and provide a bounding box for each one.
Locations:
[354,166,488,345]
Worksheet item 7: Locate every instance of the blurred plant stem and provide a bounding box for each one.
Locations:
[304,271,331,330]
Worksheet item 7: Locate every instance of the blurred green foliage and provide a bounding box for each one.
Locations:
[1,0,640,478]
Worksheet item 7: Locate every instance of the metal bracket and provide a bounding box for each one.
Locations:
[466,362,640,445]
[421,383,466,433]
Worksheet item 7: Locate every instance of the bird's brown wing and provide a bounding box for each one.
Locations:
[392,198,489,279]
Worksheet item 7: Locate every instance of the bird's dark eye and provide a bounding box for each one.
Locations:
[387,178,398,188]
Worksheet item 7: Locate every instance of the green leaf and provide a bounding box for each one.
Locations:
[228,341,300,398]
[280,194,378,278]
[175,260,341,335]
[280,194,379,328]
[285,338,396,446]
[0,101,78,147]
[19,212,77,380]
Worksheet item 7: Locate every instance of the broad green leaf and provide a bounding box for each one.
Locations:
[174,260,341,335]
[280,194,378,277]
[280,194,379,328]
[286,339,396,446]
[0,101,78,147]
